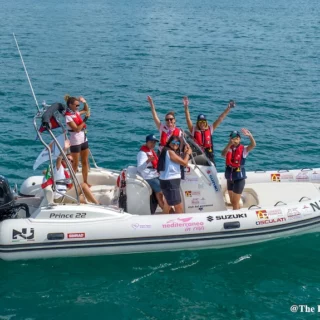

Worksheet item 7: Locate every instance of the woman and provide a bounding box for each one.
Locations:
[184,96,234,163]
[54,152,99,204]
[64,94,91,186]
[157,135,192,214]
[147,96,182,152]
[221,128,256,210]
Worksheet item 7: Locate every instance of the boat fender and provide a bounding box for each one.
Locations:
[47,233,65,240]
[224,221,240,229]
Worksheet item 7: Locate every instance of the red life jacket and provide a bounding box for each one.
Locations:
[160,126,181,146]
[193,128,212,149]
[226,145,245,168]
[65,110,86,130]
[41,164,73,189]
[140,145,158,169]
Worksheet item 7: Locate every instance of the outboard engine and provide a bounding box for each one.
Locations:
[0,175,29,221]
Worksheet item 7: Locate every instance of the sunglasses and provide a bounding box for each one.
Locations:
[198,120,207,124]
[67,158,74,163]
[165,118,175,121]
[171,141,180,146]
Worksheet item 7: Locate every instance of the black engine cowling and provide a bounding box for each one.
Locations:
[0,175,29,221]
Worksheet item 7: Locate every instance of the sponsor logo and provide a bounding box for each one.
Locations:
[12,228,35,241]
[131,223,152,230]
[184,167,191,174]
[49,213,86,219]
[162,217,204,232]
[267,209,284,216]
[206,170,219,192]
[67,233,85,239]
[287,208,302,220]
[184,177,198,183]
[207,214,247,221]
[185,190,201,197]
[256,217,286,225]
[310,201,320,212]
[256,210,268,220]
[192,198,199,205]
[296,172,309,181]
[280,174,294,180]
[271,173,281,182]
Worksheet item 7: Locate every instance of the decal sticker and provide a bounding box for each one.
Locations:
[271,173,281,182]
[67,233,85,239]
[184,191,201,197]
[296,172,309,181]
[184,167,191,175]
[184,177,199,183]
[280,174,294,180]
[287,208,302,220]
[206,170,219,192]
[256,217,286,225]
[162,217,204,232]
[49,213,87,219]
[12,228,35,242]
[310,201,320,212]
[267,209,284,217]
[206,214,247,221]
[131,223,152,230]
[256,210,268,220]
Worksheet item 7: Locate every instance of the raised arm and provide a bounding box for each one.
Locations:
[212,101,233,131]
[168,145,192,166]
[78,96,89,115]
[183,96,193,133]
[242,128,256,152]
[147,96,161,130]
[221,139,233,158]
[56,140,71,170]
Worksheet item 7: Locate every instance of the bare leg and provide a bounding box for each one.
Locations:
[228,190,234,207]
[174,203,183,214]
[162,197,171,214]
[79,183,99,204]
[71,152,80,176]
[155,191,164,209]
[231,193,242,210]
[80,148,90,186]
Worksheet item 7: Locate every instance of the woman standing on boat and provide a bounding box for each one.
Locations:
[221,128,256,210]
[183,96,234,164]
[64,95,91,186]
[147,96,182,152]
[157,135,192,214]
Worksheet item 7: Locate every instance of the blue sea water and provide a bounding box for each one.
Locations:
[0,0,320,318]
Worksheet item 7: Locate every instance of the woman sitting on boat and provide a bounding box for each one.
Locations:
[157,135,192,214]
[183,96,234,164]
[64,95,91,186]
[147,96,182,152]
[137,134,164,210]
[221,128,256,210]
[53,140,99,204]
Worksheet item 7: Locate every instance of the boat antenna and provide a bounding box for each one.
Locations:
[13,33,40,112]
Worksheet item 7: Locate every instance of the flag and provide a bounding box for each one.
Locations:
[41,165,53,189]
[33,133,65,170]
[38,116,61,133]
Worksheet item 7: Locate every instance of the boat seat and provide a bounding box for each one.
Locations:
[245,182,320,208]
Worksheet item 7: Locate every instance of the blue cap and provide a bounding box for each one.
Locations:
[230,130,241,139]
[146,134,159,142]
[197,114,207,121]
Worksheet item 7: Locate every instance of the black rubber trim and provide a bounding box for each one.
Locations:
[1,216,320,253]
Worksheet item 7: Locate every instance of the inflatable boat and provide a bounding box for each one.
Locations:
[1,107,320,261]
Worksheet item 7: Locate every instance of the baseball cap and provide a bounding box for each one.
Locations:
[197,114,207,121]
[146,134,159,142]
[230,130,241,139]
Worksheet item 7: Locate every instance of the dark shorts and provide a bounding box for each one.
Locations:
[70,141,89,153]
[145,178,161,193]
[160,178,181,206]
[227,179,246,195]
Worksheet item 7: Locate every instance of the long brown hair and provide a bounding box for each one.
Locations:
[64,94,78,107]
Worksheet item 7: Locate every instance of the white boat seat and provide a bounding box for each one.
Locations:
[245,182,320,208]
